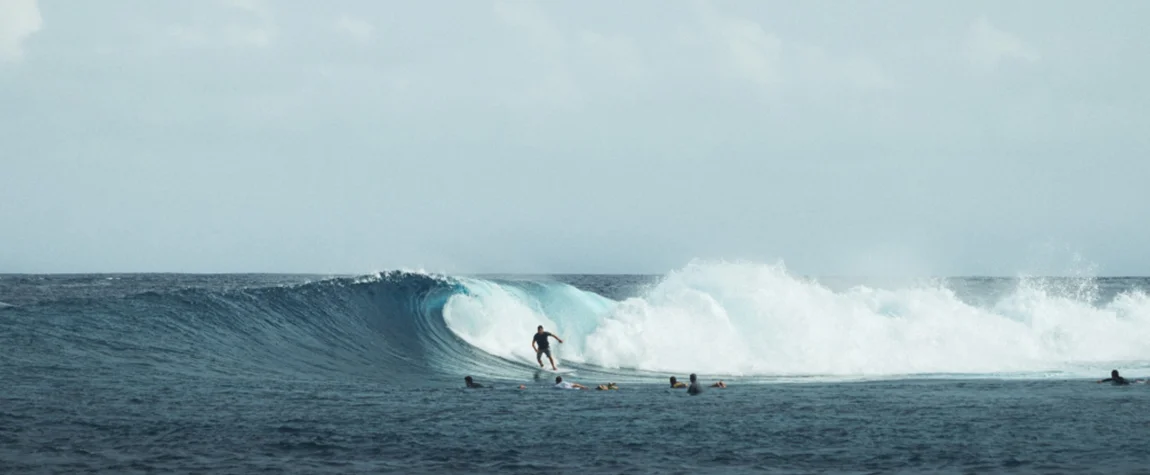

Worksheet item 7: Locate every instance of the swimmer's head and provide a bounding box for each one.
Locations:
[689,373,697,382]
[1112,369,1120,378]
[555,376,563,384]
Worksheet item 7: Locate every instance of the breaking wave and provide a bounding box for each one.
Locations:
[3,262,1149,382]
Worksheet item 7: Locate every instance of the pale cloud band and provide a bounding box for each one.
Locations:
[335,15,373,43]
[0,0,42,62]
[1,0,1146,274]
[966,16,1040,71]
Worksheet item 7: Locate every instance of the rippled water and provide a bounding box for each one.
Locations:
[3,376,1148,474]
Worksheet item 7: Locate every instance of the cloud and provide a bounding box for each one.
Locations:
[965,16,1039,71]
[793,44,894,91]
[493,0,563,51]
[577,31,643,80]
[223,0,275,47]
[0,0,42,62]
[492,1,647,107]
[491,1,582,108]
[335,15,373,43]
[693,3,891,96]
[167,25,209,47]
[223,0,271,18]
[168,0,276,48]
[228,24,274,48]
[696,2,783,91]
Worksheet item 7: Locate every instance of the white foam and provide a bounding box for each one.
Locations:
[442,279,561,367]
[443,261,1150,377]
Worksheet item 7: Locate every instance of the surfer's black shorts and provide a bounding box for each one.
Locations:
[536,347,552,359]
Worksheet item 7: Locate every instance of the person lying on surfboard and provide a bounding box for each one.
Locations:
[553,376,587,390]
[532,325,564,371]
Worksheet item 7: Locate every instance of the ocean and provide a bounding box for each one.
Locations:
[2,262,1149,474]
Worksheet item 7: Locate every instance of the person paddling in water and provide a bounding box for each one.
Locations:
[1098,369,1140,385]
[554,376,587,390]
[532,325,564,370]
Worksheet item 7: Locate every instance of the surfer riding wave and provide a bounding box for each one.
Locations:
[532,325,564,371]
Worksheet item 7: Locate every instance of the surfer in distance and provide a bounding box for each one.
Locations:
[687,373,703,395]
[1098,369,1139,385]
[532,325,564,371]
[464,376,483,388]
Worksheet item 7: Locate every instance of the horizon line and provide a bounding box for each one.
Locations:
[0,271,1145,279]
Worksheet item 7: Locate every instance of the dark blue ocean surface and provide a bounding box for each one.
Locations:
[2,269,1149,473]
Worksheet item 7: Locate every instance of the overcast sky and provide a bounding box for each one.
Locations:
[1,0,1148,275]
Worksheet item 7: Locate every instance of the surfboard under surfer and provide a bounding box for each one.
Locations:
[532,325,564,371]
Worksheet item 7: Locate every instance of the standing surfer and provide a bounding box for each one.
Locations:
[532,325,564,371]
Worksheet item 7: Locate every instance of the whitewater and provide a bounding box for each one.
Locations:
[443,261,1150,379]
